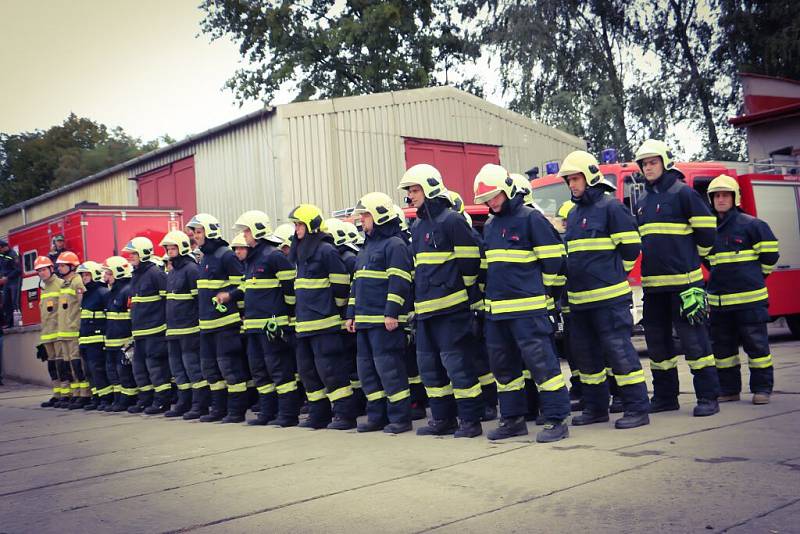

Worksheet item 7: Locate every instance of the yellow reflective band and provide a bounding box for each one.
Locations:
[522,369,532,380]
[753,240,779,253]
[132,295,162,303]
[708,287,768,307]
[327,385,353,401]
[295,314,343,333]
[257,383,276,394]
[107,311,131,320]
[334,297,347,307]
[387,293,405,306]
[387,267,412,282]
[408,375,422,384]
[415,289,468,315]
[209,380,227,391]
[154,383,172,393]
[454,382,482,399]
[132,324,167,337]
[610,231,641,245]
[496,375,525,393]
[537,374,566,392]
[650,357,678,371]
[485,295,547,314]
[120,387,139,396]
[276,269,296,281]
[641,268,703,288]
[689,216,716,229]
[571,370,582,378]
[199,313,241,330]
[533,243,566,259]
[415,251,455,265]
[245,278,280,289]
[139,385,154,392]
[40,332,59,341]
[348,297,356,306]
[715,355,741,369]
[425,383,454,398]
[580,370,607,385]
[166,326,201,336]
[470,299,485,311]
[40,291,60,299]
[80,310,107,319]
[177,383,191,390]
[605,367,614,376]
[623,259,637,271]
[567,237,615,253]
[614,369,646,386]
[79,335,105,345]
[761,264,776,275]
[112,385,122,393]
[462,275,478,287]
[485,248,535,264]
[329,273,350,285]
[306,388,327,402]
[749,354,773,369]
[698,245,712,257]
[91,387,98,395]
[542,273,566,287]
[366,390,387,402]
[639,222,692,236]
[350,380,362,389]
[104,336,133,348]
[276,380,298,394]
[285,295,296,305]
[568,280,631,305]
[688,355,715,370]
[225,381,246,393]
[192,380,209,389]
[454,246,480,259]
[478,372,495,386]
[243,316,290,330]
[354,269,388,279]
[197,279,227,289]
[228,276,243,284]
[57,331,80,338]
[708,250,758,266]
[479,258,487,269]
[52,387,60,394]
[166,292,195,300]
[60,288,77,296]
[295,278,331,289]
[388,389,411,403]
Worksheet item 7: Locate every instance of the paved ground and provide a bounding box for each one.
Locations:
[1,328,799,534]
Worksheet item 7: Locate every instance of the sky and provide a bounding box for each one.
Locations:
[0,0,703,155]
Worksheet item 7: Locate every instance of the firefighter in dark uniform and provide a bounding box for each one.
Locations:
[345,192,414,433]
[218,210,301,427]
[103,256,138,412]
[398,164,484,438]
[473,163,571,442]
[558,151,651,429]
[186,213,249,423]
[288,204,358,430]
[634,139,721,416]
[705,175,779,404]
[76,261,111,411]
[124,237,172,415]
[159,230,206,419]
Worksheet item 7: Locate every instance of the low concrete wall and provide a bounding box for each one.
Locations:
[1,325,51,385]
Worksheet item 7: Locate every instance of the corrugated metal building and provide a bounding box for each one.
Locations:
[0,86,584,238]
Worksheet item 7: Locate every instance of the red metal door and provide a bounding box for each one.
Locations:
[137,156,197,217]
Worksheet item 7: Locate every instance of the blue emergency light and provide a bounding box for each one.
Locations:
[545,161,560,175]
[601,148,618,164]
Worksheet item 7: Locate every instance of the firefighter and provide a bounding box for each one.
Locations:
[103,256,138,412]
[160,230,206,419]
[345,192,414,433]
[556,199,583,411]
[272,223,295,256]
[398,164,484,438]
[558,151,650,429]
[98,266,120,411]
[76,261,111,411]
[231,232,250,261]
[288,204,358,429]
[634,139,720,416]
[36,256,67,407]
[705,175,779,404]
[474,163,571,442]
[218,210,301,426]
[124,237,172,415]
[54,251,90,409]
[186,213,249,423]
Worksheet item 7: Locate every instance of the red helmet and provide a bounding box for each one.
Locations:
[33,256,54,270]
[56,251,80,267]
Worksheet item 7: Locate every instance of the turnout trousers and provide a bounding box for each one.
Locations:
[356,327,411,424]
[296,331,357,422]
[710,306,773,395]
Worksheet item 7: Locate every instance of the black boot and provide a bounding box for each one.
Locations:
[357,418,388,433]
[83,395,100,411]
[571,411,610,426]
[298,399,332,429]
[200,389,227,422]
[650,396,680,413]
[268,389,301,427]
[144,389,171,415]
[416,418,458,436]
[481,405,498,422]
[113,393,136,412]
[536,420,569,443]
[615,412,650,429]
[221,392,247,424]
[128,390,153,414]
[183,387,210,420]
[248,393,277,426]
[383,421,413,434]
[693,399,719,417]
[487,416,528,440]
[327,415,357,430]
[69,397,90,410]
[41,397,59,408]
[165,389,192,418]
[454,419,483,438]
[609,396,624,414]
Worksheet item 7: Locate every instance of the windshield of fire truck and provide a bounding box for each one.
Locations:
[531,183,571,217]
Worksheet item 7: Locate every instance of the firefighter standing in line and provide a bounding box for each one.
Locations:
[634,139,721,416]
[288,204,358,429]
[218,210,301,427]
[160,230,206,419]
[103,256,138,412]
[705,175,779,404]
[187,214,249,423]
[345,192,414,433]
[36,256,70,407]
[473,163,571,442]
[125,237,172,415]
[272,223,295,256]
[398,164,484,438]
[55,251,90,409]
[77,261,111,411]
[558,151,651,429]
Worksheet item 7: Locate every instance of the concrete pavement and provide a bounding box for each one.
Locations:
[1,329,799,534]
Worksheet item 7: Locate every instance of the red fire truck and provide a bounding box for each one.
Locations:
[7,204,183,326]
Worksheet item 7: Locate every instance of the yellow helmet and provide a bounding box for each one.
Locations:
[76,260,105,283]
[230,232,250,249]
[557,150,610,189]
[393,205,409,232]
[448,191,465,214]
[123,236,154,262]
[186,213,222,240]
[473,163,516,204]
[707,174,741,206]
[159,230,192,256]
[234,210,273,240]
[634,139,675,171]
[288,204,326,233]
[270,223,295,248]
[510,173,534,206]
[397,164,450,201]
[104,256,132,280]
[353,192,397,225]
[557,200,576,219]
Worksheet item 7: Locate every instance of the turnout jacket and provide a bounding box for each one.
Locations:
[130,260,167,338]
[197,238,244,333]
[409,197,481,320]
[39,274,62,343]
[482,194,566,320]
[635,168,716,292]
[104,278,133,348]
[565,186,641,310]
[165,255,201,337]
[57,274,85,341]
[289,233,350,337]
[346,219,412,329]
[705,209,779,310]
[229,239,296,334]
[79,281,109,345]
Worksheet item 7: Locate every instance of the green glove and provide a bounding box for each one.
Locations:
[264,317,284,341]
[679,287,708,325]
[212,297,228,313]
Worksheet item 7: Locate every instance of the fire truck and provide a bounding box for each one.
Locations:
[530,159,800,338]
[7,204,183,326]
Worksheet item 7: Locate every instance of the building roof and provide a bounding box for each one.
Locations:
[729,72,800,128]
[729,101,800,127]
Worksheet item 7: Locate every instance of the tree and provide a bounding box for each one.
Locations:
[199,0,480,104]
[0,114,168,209]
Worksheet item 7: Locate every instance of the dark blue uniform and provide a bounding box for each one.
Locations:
[79,280,110,408]
[104,278,137,410]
